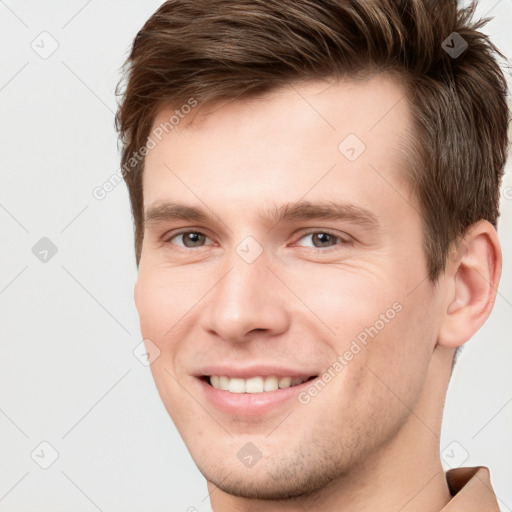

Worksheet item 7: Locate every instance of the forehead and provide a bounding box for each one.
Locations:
[143,74,416,217]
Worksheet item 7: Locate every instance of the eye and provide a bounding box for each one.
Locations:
[169,231,212,248]
[295,232,345,248]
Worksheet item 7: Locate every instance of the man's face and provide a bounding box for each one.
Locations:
[136,75,445,499]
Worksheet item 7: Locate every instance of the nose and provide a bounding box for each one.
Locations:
[200,252,290,343]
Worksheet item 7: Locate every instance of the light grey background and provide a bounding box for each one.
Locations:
[0,1,511,510]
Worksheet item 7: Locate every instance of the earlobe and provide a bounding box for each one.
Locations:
[438,220,501,348]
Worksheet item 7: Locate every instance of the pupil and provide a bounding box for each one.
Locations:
[313,233,332,247]
[184,233,204,247]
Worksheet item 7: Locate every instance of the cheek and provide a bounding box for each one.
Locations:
[134,266,198,424]
[134,270,169,338]
[302,267,436,408]
[280,262,401,344]
[135,263,206,338]
[357,290,439,417]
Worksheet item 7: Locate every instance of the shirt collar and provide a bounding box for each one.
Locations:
[441,467,500,511]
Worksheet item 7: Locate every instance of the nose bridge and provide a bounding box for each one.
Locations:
[201,247,289,341]
[222,257,264,306]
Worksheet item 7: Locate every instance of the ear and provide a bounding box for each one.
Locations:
[438,220,502,348]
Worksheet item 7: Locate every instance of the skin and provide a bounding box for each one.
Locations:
[135,75,501,511]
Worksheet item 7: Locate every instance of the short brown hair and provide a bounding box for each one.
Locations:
[116,0,509,280]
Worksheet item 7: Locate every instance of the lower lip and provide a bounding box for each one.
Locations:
[196,377,315,416]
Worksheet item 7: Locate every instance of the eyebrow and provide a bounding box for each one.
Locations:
[145,202,209,224]
[266,201,379,229]
[144,200,379,230]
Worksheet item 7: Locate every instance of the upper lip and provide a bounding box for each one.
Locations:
[195,364,319,379]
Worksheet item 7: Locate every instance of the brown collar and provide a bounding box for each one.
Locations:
[441,467,500,511]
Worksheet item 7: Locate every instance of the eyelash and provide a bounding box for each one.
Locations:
[163,229,351,250]
[164,230,215,248]
[293,231,350,250]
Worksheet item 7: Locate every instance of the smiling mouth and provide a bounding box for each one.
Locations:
[201,375,318,394]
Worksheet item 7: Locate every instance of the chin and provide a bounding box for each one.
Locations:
[195,445,352,502]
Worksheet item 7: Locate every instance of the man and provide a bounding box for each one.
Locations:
[116,0,509,509]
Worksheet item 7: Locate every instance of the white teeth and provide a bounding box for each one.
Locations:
[208,375,310,393]
[278,376,292,389]
[264,376,279,391]
[228,378,246,393]
[219,376,229,390]
[246,377,264,393]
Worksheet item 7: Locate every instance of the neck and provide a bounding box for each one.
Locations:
[208,345,455,512]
